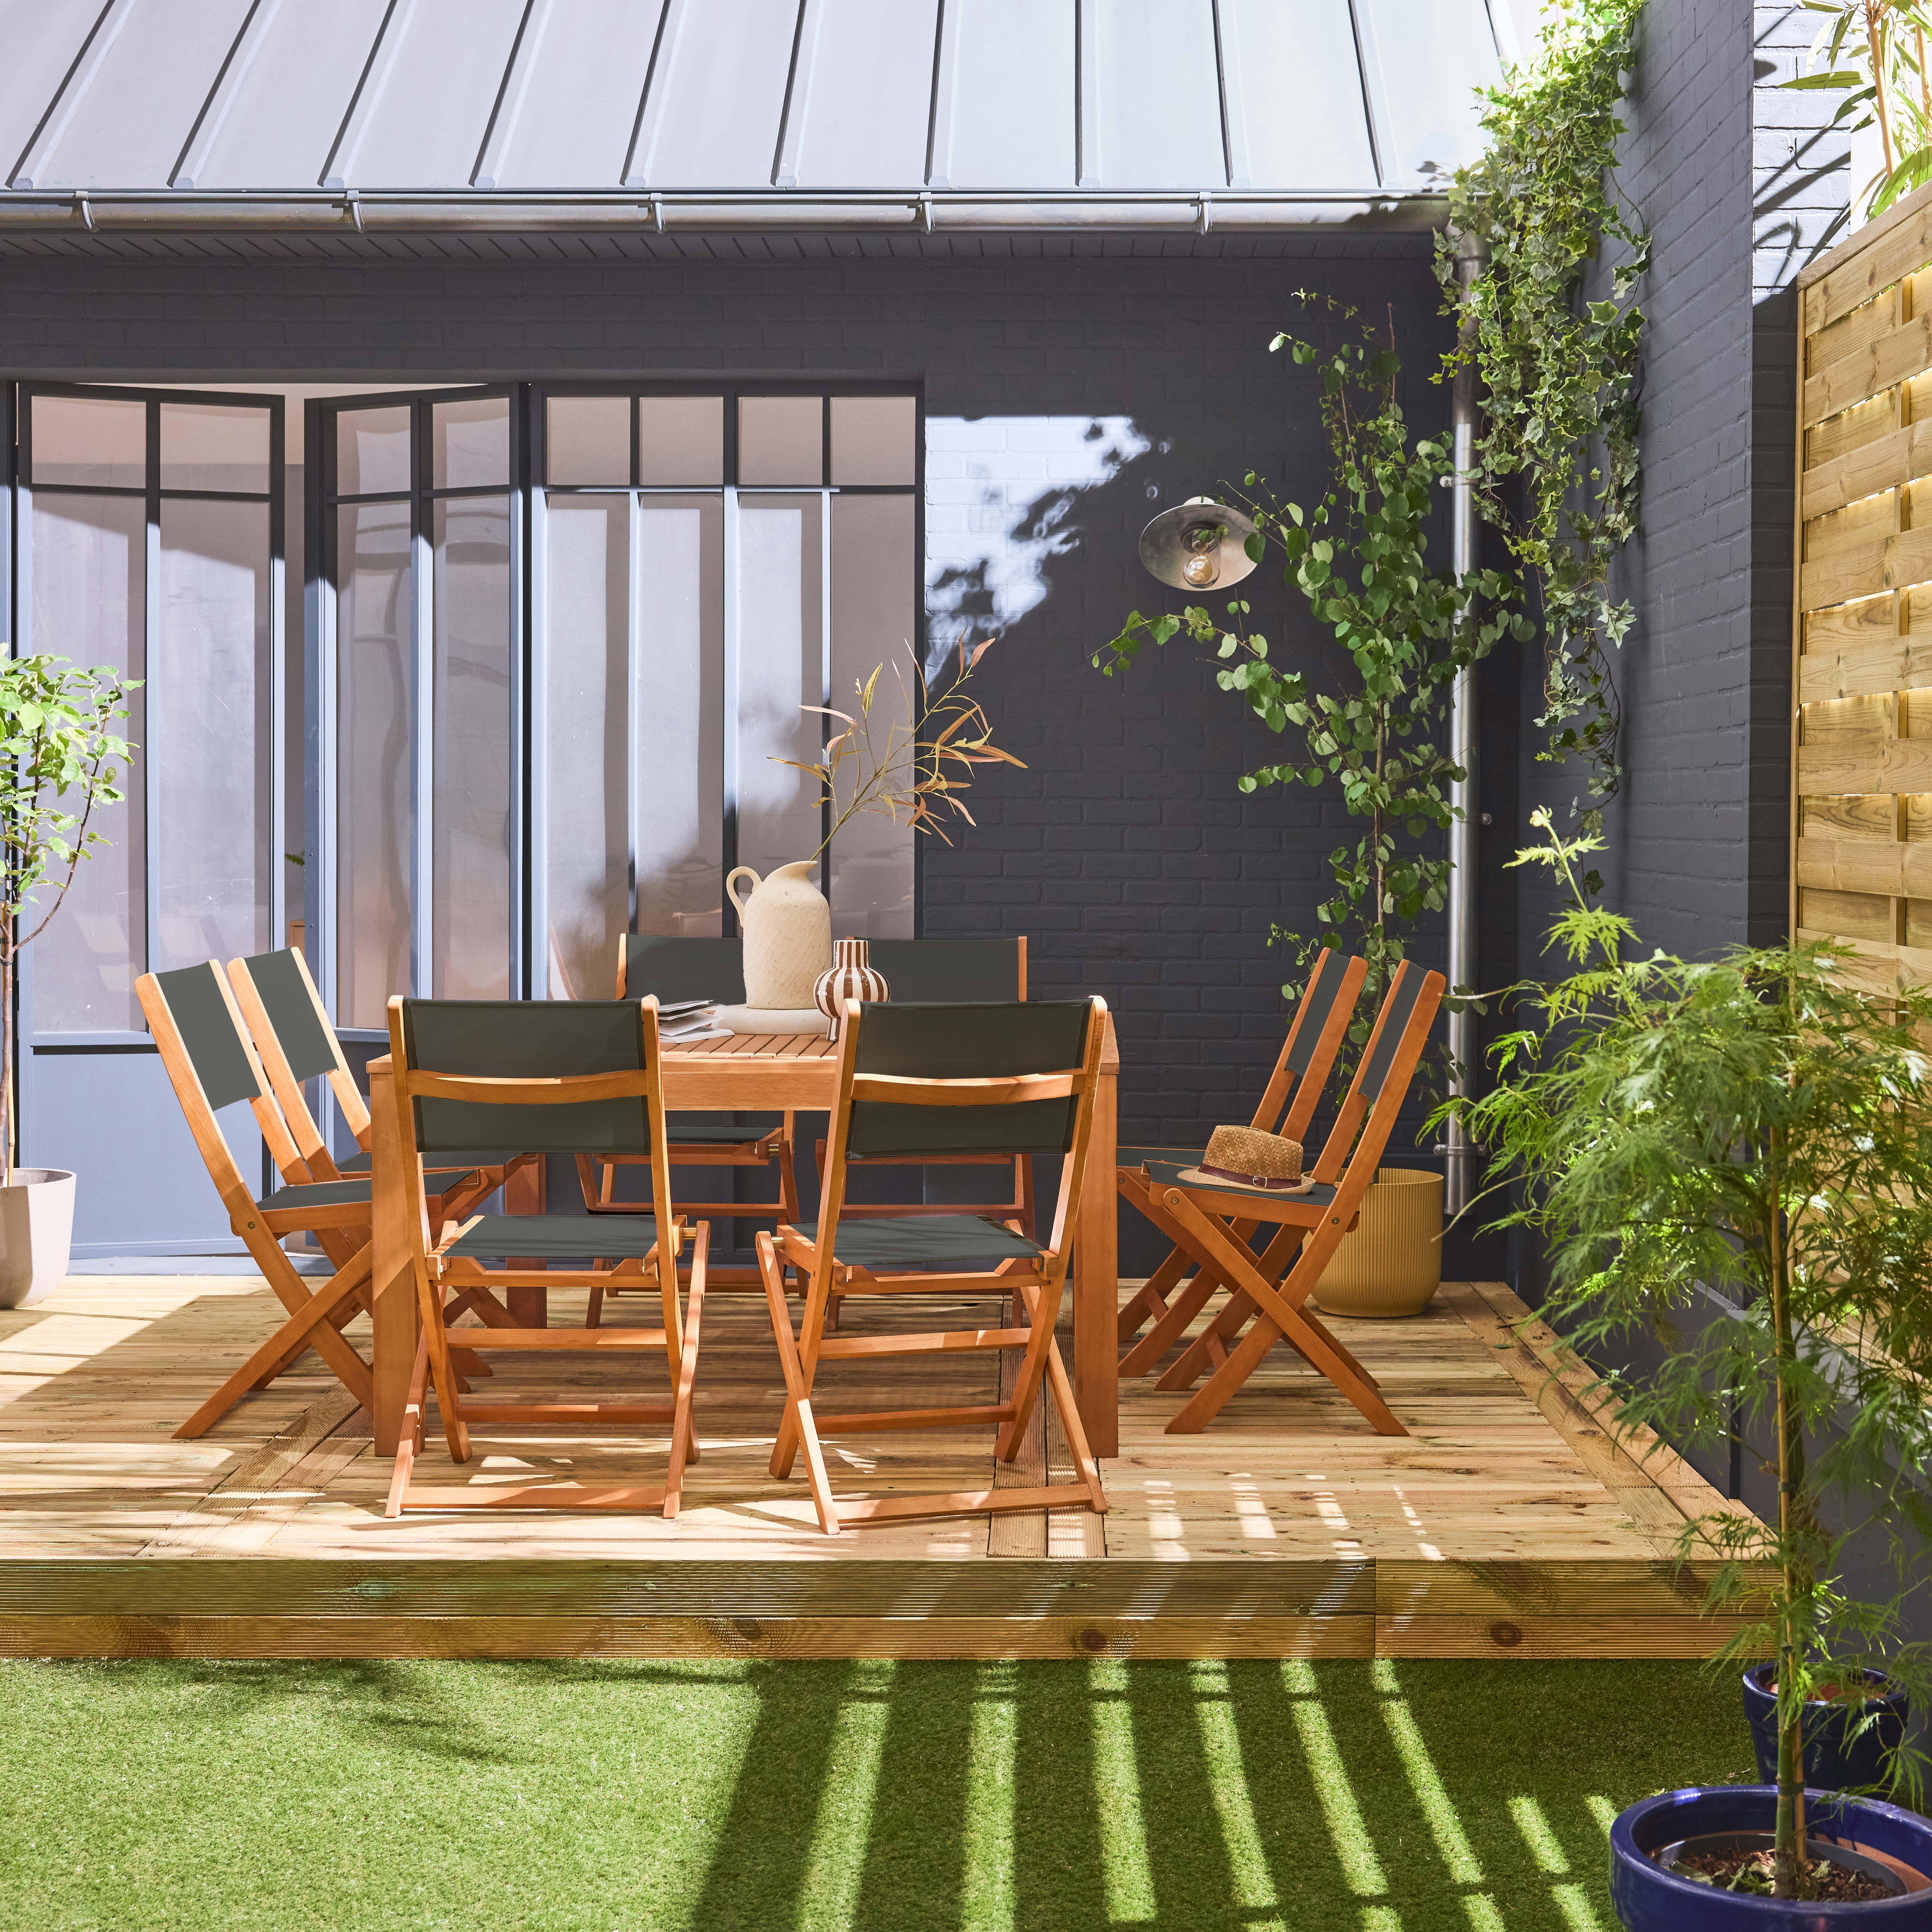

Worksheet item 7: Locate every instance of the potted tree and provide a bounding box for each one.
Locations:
[0,654,134,1308]
[1096,299,1526,1314]
[1443,812,1932,1919]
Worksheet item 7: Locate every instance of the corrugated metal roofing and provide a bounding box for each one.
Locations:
[0,0,1511,235]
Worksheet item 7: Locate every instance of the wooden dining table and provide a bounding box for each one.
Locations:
[364,1014,1121,1461]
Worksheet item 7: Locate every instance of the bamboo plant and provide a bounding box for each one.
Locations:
[1439,812,1932,1900]
[1789,1,1932,218]
[0,655,135,1185]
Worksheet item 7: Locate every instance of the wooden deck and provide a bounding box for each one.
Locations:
[0,1273,1756,1660]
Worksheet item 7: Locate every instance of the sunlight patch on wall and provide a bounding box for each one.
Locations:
[924,414,1151,674]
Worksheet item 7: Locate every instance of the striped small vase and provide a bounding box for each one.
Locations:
[813,938,890,1042]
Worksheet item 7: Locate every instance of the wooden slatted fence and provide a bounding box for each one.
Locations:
[1794,184,1932,991]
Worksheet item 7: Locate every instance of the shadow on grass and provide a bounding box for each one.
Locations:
[2,1655,1755,1932]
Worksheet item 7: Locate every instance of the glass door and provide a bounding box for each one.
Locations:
[310,388,522,1033]
[13,384,284,1254]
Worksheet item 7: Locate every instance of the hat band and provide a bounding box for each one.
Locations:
[1198,1161,1302,1191]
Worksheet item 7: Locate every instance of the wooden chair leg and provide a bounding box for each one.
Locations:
[174,1249,374,1440]
[995,1276,1065,1462]
[1029,1283,1108,1514]
[663,1224,709,1519]
[1116,1244,1192,1344]
[384,1332,432,1518]
[756,1233,839,1534]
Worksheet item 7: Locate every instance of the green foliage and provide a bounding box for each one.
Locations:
[1788,3,1932,219]
[1095,299,1527,1057]
[1438,812,1932,1898]
[1438,0,1647,882]
[0,654,134,1180]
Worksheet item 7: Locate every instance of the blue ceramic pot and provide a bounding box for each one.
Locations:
[1743,1667,1910,1793]
[1611,1787,1932,1929]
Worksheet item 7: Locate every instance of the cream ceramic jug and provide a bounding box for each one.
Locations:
[726,860,832,1009]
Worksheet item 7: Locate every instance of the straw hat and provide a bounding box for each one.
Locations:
[1176,1124,1313,1194]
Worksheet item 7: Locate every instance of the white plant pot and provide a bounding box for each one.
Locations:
[1310,1166,1443,1319]
[0,1168,76,1310]
[726,860,833,1009]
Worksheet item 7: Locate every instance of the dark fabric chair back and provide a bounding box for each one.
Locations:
[1359,963,1429,1103]
[845,1001,1093,1159]
[619,936,746,1004]
[866,939,1021,1003]
[400,1000,655,1154]
[152,963,263,1111]
[237,948,339,1081]
[1284,948,1352,1080]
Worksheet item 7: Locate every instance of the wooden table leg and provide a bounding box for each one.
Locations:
[506,1157,548,1328]
[1073,1012,1120,1458]
[368,1056,416,1458]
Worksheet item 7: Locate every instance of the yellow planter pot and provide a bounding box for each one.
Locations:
[1310,1166,1444,1319]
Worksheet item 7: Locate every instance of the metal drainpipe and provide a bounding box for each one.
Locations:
[1445,229,1484,1219]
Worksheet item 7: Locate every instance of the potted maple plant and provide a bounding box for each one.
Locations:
[1441,814,1932,1921]
[0,654,134,1307]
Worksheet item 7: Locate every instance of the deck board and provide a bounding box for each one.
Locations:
[0,1275,1758,1657]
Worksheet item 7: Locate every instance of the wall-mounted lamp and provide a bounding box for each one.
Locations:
[1137,495,1259,592]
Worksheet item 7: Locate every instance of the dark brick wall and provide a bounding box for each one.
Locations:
[0,244,1471,1267]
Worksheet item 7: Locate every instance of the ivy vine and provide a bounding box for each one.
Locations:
[1095,300,1527,1061]
[1437,0,1648,886]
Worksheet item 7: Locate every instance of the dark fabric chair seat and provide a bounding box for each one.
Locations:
[331,1146,507,1174]
[794,1212,1043,1271]
[1118,1142,1207,1170]
[1141,1159,1338,1212]
[443,1214,665,1261]
[257,1176,377,1212]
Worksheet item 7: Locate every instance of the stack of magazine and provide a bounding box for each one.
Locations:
[656,997,729,1044]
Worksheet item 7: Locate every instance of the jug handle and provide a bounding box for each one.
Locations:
[725,866,761,919]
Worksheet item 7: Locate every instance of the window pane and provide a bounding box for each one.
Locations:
[738,396,823,486]
[433,396,510,491]
[635,496,724,937]
[543,495,630,996]
[736,494,824,892]
[160,403,271,494]
[337,501,412,1028]
[31,394,145,489]
[154,499,271,973]
[830,396,917,486]
[335,405,411,497]
[28,494,145,1032]
[546,395,629,487]
[639,396,724,486]
[828,495,916,937]
[432,496,513,998]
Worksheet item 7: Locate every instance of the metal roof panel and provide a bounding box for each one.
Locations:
[17,0,256,192]
[1089,0,1227,192]
[1223,0,1378,192]
[637,0,800,189]
[938,0,1076,189]
[792,0,939,188]
[0,0,111,190]
[487,0,666,189]
[1358,0,1504,185]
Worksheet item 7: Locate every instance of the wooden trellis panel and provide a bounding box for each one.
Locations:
[1795,185,1932,994]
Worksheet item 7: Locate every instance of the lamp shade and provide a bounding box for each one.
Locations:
[1137,496,1259,591]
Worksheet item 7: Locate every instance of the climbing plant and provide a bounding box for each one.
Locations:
[1438,0,1648,889]
[1095,300,1526,1059]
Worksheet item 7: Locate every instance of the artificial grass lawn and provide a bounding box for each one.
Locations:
[0,1656,1751,1932]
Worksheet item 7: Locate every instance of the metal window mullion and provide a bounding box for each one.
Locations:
[626,485,642,934]
[507,383,528,1000]
[142,399,160,977]
[410,396,433,995]
[529,480,550,996]
[721,481,739,935]
[819,485,832,901]
[314,400,339,1025]
[267,397,286,956]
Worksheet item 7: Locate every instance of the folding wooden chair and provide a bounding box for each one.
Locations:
[1114,946,1367,1376]
[758,995,1109,1536]
[1115,959,1444,1437]
[820,939,1037,1233]
[576,937,798,1262]
[137,962,495,1440]
[227,946,534,1188]
[383,995,708,1520]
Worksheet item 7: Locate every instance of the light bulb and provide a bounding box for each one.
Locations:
[1181,548,1220,588]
